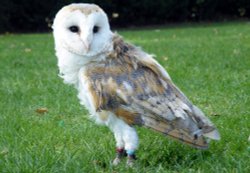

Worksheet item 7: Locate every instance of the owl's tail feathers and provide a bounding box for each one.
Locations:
[141,105,220,149]
[192,105,221,141]
[203,129,220,140]
[142,115,210,149]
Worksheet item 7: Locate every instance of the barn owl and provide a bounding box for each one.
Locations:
[53,3,220,166]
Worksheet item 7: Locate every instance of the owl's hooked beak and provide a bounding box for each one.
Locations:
[83,40,90,52]
[80,34,92,53]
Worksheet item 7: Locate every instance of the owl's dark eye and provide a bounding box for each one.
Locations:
[93,26,99,33]
[69,26,79,33]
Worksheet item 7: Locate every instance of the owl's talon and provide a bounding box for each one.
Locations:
[126,154,136,167]
[112,148,126,166]
[112,157,121,166]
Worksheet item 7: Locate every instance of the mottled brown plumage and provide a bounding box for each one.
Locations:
[83,35,219,149]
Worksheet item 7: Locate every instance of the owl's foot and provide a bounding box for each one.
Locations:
[126,154,136,167]
[126,150,136,167]
[112,148,127,166]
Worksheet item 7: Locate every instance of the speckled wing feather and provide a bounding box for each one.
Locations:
[84,35,220,149]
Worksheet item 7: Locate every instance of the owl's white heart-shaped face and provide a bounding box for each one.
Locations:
[53,3,113,57]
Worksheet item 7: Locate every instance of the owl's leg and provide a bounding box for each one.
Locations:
[106,114,138,166]
[112,130,126,165]
[122,126,138,167]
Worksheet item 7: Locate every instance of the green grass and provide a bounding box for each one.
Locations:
[0,22,249,172]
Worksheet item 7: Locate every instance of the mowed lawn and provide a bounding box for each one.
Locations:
[0,22,249,173]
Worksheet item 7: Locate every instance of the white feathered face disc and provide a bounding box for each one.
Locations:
[53,3,113,57]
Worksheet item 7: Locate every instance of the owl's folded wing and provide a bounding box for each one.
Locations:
[84,35,219,148]
[85,59,220,149]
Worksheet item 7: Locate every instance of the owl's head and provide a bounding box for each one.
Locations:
[53,3,113,57]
